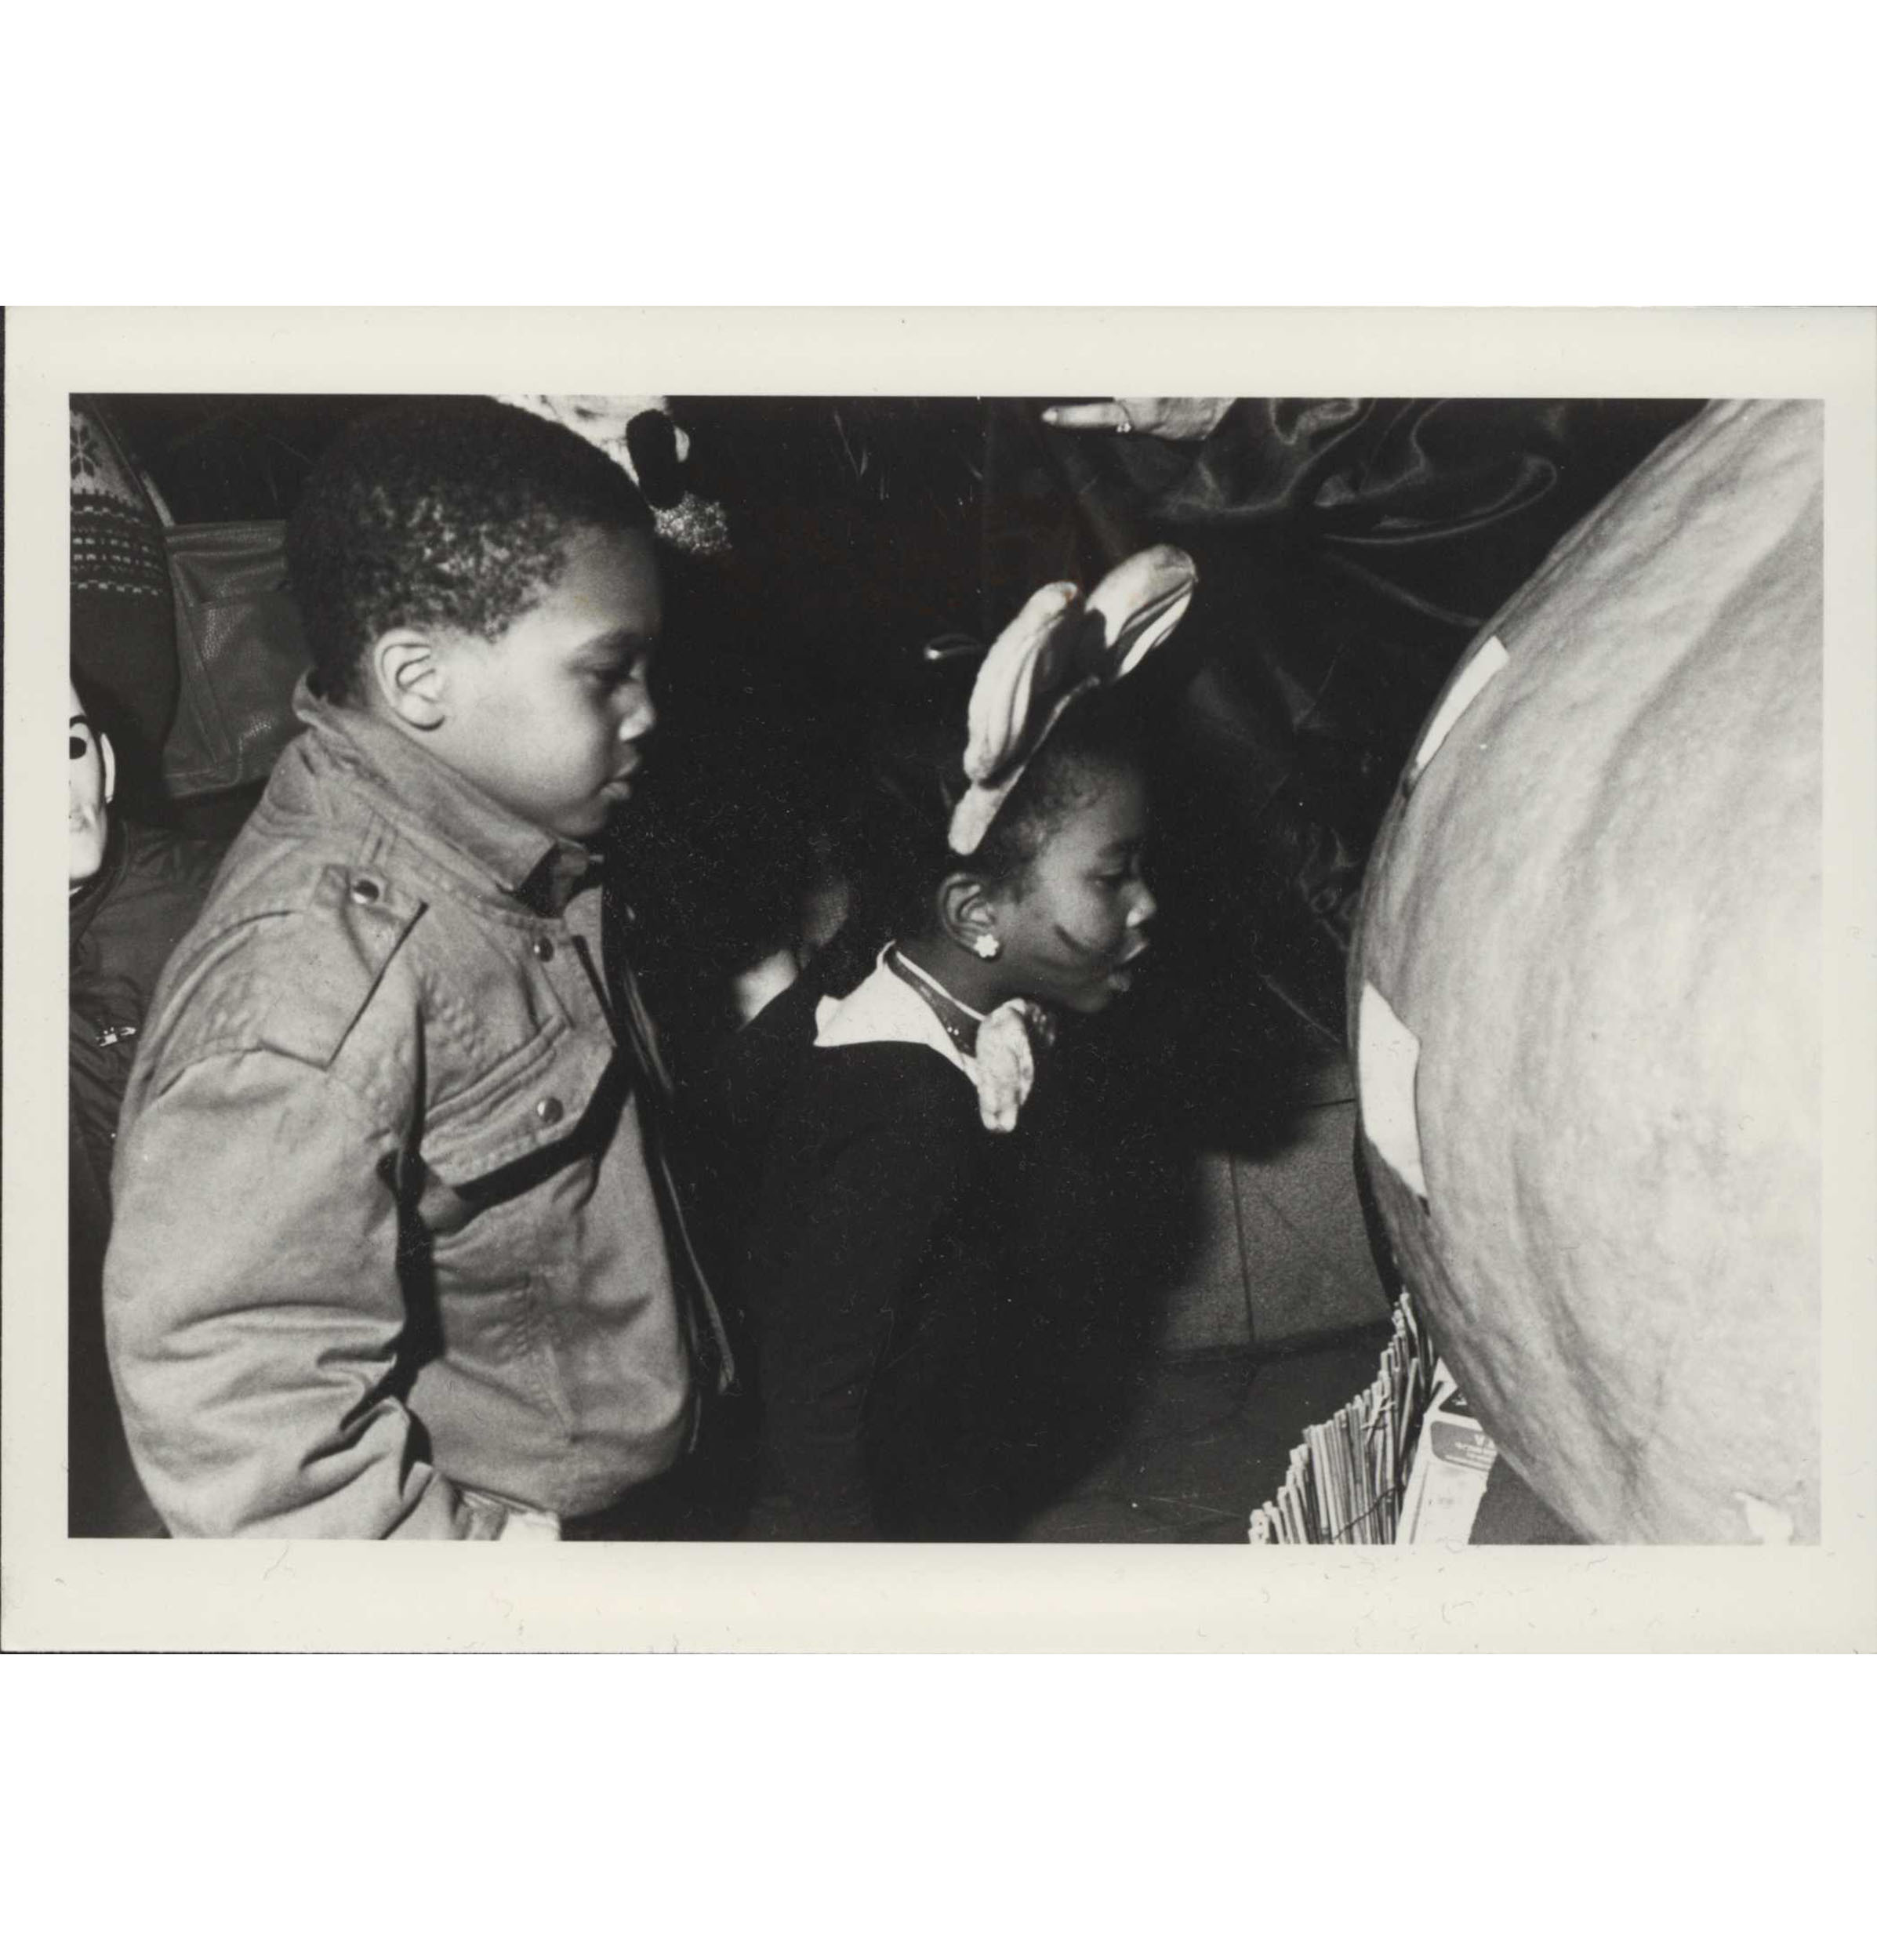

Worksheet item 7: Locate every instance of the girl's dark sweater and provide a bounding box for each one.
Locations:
[719,960,1015,1540]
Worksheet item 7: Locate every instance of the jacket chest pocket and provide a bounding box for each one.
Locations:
[419,986,623,1201]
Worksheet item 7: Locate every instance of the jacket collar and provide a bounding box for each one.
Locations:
[292,679,601,915]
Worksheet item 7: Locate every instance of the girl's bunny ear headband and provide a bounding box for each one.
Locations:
[946,545,1199,858]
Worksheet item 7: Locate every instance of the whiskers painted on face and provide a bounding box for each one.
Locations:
[1052,923,1105,960]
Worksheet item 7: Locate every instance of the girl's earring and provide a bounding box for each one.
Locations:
[971,931,1002,961]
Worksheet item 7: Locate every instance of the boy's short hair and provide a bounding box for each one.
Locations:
[287,397,655,703]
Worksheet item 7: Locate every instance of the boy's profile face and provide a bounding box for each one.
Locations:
[433,525,662,840]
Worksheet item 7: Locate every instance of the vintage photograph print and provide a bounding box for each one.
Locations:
[9,310,1874,1651]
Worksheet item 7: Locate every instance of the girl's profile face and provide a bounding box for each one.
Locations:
[991,759,1156,1015]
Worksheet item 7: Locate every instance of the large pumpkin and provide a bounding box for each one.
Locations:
[1349,398,1821,1545]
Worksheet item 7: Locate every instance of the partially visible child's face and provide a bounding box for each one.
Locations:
[69,683,114,888]
[434,525,661,840]
[990,759,1156,1014]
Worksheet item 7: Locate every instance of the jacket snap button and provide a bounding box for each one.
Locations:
[349,876,380,904]
[535,1096,564,1125]
[532,935,554,961]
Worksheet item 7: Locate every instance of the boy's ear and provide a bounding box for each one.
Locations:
[936,873,999,953]
[100,728,116,806]
[368,629,448,731]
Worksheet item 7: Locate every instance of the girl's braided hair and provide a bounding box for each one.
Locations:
[831,656,1142,953]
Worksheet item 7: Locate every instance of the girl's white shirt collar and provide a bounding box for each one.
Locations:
[815,949,1051,1137]
[814,948,975,1083]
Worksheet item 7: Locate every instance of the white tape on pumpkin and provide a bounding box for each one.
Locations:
[1410,633,1509,783]
[1358,982,1429,1203]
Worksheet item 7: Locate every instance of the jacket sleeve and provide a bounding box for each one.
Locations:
[750,1059,978,1540]
[103,1044,477,1539]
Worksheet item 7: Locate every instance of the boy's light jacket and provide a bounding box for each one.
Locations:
[104,686,698,1537]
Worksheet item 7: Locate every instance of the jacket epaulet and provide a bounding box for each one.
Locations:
[154,857,427,1081]
[263,862,427,1069]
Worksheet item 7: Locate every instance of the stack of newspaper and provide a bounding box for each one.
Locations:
[1394,1360,1500,1544]
[1247,1294,1430,1545]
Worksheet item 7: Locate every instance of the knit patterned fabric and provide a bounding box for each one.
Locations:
[70,401,178,815]
[71,406,169,601]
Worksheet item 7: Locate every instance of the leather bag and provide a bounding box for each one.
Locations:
[162,520,310,799]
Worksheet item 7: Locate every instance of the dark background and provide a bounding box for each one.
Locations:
[100,390,1703,1065]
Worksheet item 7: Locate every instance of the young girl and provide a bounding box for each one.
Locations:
[721,548,1197,1540]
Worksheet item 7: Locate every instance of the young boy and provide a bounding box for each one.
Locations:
[104,399,731,1539]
